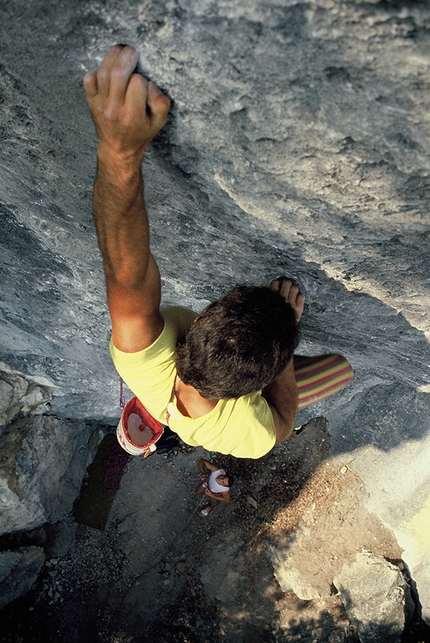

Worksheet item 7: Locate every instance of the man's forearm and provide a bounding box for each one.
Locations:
[93,147,150,290]
[199,458,212,475]
[262,359,298,442]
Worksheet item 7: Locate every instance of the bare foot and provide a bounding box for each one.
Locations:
[269,277,305,322]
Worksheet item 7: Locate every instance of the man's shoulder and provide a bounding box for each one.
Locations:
[160,306,197,328]
[230,391,271,417]
[217,394,276,449]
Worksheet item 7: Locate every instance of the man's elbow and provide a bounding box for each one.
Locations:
[275,421,294,444]
[270,404,297,444]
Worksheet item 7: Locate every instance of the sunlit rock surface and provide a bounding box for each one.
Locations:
[1,0,429,625]
[334,552,415,643]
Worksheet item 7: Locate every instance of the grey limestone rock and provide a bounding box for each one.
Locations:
[0,370,51,427]
[333,551,415,643]
[44,518,78,559]
[268,451,404,602]
[0,411,103,536]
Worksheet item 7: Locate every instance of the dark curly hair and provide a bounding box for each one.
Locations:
[175,286,300,399]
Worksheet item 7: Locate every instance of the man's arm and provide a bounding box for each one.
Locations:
[83,45,171,352]
[199,458,218,475]
[262,279,305,444]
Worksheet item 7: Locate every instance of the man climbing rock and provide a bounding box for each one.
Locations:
[84,45,353,459]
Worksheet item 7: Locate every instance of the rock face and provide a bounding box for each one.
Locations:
[0,370,104,536]
[334,552,414,643]
[1,0,430,631]
[268,459,403,602]
[267,428,415,639]
[0,369,52,426]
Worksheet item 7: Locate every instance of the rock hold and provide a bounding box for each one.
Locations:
[0,369,51,427]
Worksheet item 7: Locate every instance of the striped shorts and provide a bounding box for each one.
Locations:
[294,354,353,410]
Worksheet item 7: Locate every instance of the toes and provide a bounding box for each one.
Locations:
[269,276,305,320]
[269,276,290,292]
[279,279,295,300]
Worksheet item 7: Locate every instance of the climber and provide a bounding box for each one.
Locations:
[83,45,353,460]
[196,458,232,517]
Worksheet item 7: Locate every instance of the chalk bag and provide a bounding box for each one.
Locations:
[116,396,164,458]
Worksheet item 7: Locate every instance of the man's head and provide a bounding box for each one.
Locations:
[175,286,300,400]
[216,474,233,487]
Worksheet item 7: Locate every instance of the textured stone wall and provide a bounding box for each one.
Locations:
[1,0,429,422]
[1,0,430,625]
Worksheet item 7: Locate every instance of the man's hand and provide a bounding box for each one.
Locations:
[269,277,305,322]
[83,45,170,161]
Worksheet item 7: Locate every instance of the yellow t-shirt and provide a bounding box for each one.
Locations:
[109,306,276,459]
